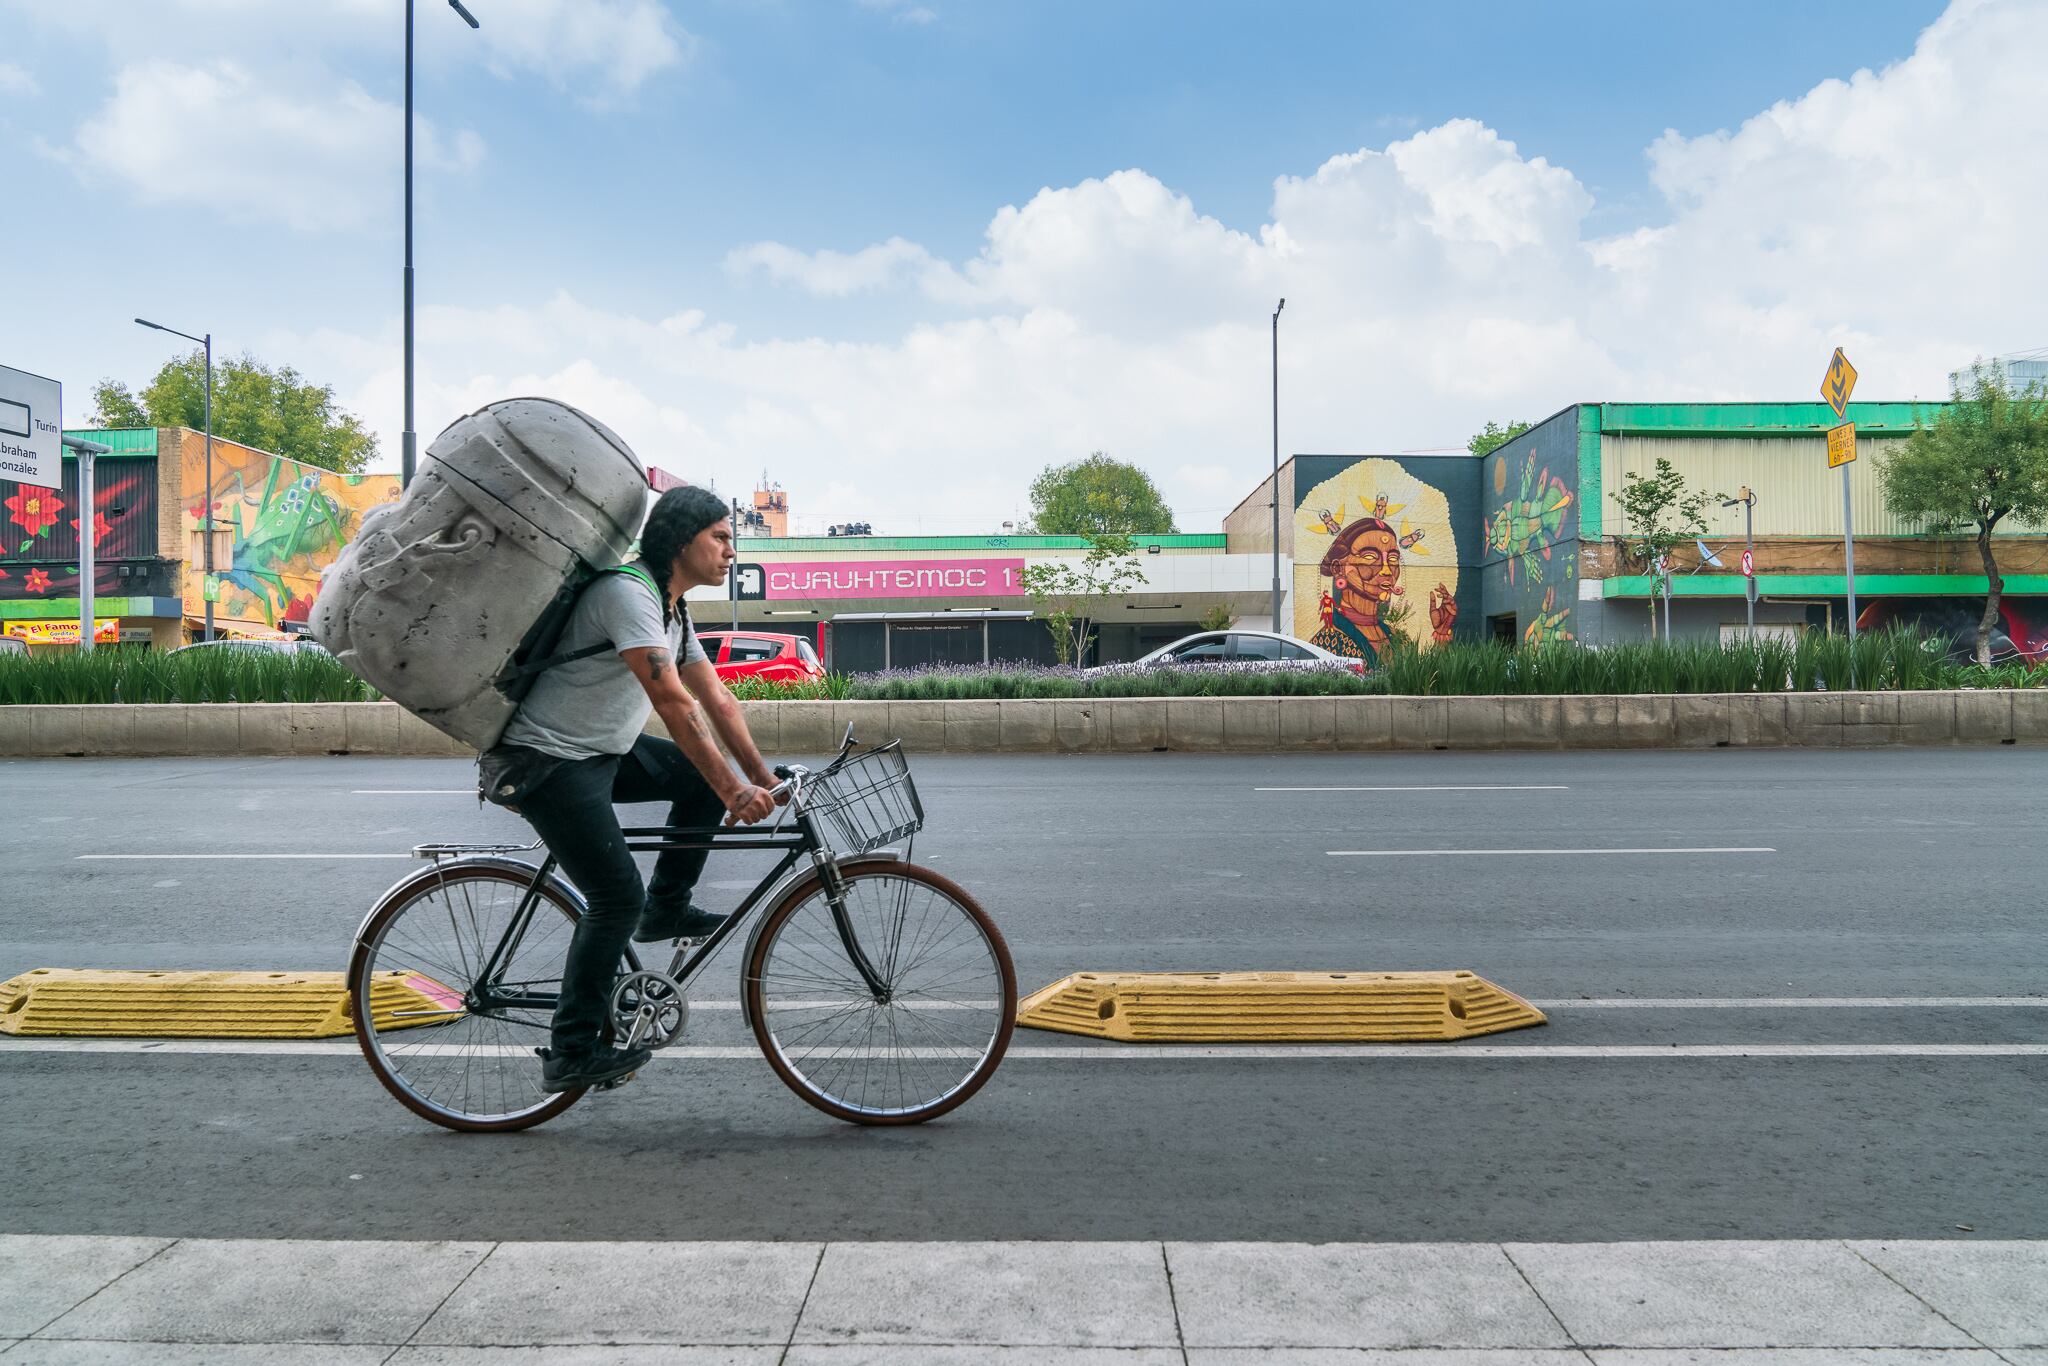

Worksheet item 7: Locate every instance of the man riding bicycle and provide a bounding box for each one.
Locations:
[480,485,780,1094]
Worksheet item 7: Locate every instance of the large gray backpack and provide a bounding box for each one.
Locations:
[311,398,651,750]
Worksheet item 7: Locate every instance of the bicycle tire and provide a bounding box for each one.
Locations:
[744,862,1016,1125]
[350,863,632,1133]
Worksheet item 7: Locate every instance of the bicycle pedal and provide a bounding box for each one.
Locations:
[594,1069,639,1092]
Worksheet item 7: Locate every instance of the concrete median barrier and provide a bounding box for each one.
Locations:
[0,691,2040,757]
[1018,970,1547,1042]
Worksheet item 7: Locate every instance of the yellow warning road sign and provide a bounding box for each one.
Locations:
[1827,420,1857,468]
[1821,348,1858,418]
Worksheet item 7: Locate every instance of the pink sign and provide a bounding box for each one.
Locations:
[762,558,1025,600]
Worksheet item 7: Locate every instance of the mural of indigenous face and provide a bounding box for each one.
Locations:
[1294,459,1460,664]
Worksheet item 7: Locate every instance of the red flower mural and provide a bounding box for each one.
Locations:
[7,489,65,539]
[72,511,113,545]
[23,568,52,594]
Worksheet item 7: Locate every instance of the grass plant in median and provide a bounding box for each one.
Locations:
[2,625,2036,705]
[0,647,381,705]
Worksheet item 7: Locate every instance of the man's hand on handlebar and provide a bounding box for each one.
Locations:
[723,783,777,826]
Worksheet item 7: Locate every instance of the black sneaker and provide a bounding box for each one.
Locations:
[536,1043,653,1094]
[632,897,729,943]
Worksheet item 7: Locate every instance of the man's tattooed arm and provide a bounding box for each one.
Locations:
[638,648,674,683]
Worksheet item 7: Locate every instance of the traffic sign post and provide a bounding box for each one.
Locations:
[0,364,62,490]
[1820,349,1859,682]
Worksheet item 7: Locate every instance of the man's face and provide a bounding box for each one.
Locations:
[676,518,736,590]
[1338,528,1402,603]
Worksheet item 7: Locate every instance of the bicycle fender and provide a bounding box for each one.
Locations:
[737,851,904,1034]
[350,855,589,949]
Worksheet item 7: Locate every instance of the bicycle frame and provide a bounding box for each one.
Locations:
[456,805,898,1026]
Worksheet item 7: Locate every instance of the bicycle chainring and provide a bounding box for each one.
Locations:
[610,970,690,1050]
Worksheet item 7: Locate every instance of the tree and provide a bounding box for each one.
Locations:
[1028,453,1176,535]
[88,350,378,473]
[1609,457,1723,639]
[1467,419,1532,458]
[1879,363,2048,667]
[1020,533,1147,666]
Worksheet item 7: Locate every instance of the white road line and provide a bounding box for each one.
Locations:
[77,854,414,861]
[1258,785,1570,792]
[1529,996,2048,1009]
[4,1040,2043,1060]
[1328,847,1775,858]
[351,789,474,795]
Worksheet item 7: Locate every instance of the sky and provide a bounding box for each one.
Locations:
[4,0,2040,534]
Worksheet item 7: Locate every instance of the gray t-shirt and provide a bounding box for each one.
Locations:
[498,569,708,760]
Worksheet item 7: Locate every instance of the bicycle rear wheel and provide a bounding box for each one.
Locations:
[744,862,1015,1124]
[350,863,631,1133]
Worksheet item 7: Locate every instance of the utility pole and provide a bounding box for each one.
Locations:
[1723,487,1757,641]
[1270,297,1284,633]
[66,436,110,652]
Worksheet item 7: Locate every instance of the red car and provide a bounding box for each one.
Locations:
[699,631,827,685]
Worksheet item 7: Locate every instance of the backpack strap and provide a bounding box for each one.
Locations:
[500,562,669,681]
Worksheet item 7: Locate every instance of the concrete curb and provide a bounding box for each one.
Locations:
[0,692,2041,757]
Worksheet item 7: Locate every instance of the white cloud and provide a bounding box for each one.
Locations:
[460,0,691,102]
[724,237,949,298]
[67,60,483,232]
[296,0,2044,534]
[0,61,38,96]
[858,0,939,25]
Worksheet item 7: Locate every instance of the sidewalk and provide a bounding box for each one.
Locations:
[2,1236,2043,1362]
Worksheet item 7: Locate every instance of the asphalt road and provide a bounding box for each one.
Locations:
[2,747,2043,1242]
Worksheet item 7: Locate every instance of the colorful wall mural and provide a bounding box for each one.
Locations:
[1,455,161,602]
[1290,454,1478,664]
[1479,414,1581,645]
[182,438,398,629]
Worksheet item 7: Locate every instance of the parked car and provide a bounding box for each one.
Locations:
[0,637,27,658]
[168,637,334,659]
[698,631,827,685]
[1091,629,1363,675]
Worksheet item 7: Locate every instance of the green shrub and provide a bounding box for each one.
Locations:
[0,647,380,705]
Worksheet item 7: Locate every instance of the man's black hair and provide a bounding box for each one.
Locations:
[639,485,729,580]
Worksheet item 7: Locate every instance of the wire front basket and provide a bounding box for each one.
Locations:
[800,742,924,857]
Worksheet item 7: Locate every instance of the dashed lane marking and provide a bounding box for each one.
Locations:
[1328,846,1775,857]
[1257,785,1570,792]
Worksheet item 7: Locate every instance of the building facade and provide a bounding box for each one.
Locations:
[0,426,399,649]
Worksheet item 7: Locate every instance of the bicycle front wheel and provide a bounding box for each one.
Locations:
[745,862,1016,1125]
[350,863,631,1133]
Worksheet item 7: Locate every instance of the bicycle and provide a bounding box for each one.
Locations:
[345,730,1017,1132]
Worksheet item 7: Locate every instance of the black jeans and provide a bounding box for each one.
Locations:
[513,735,728,1054]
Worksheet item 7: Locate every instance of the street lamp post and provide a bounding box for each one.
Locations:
[1722,487,1757,642]
[135,318,214,642]
[1270,297,1284,633]
[403,0,482,489]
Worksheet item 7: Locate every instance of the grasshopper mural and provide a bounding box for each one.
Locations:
[185,443,398,629]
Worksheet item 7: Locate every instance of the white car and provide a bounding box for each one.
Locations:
[1092,629,1361,674]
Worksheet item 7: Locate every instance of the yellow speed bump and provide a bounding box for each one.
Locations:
[1017,970,1545,1043]
[0,969,462,1039]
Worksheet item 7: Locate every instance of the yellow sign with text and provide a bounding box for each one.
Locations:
[1821,348,1857,418]
[5,619,120,645]
[1827,420,1857,468]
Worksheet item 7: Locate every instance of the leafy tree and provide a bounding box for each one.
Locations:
[88,350,377,473]
[1028,453,1177,535]
[1198,603,1233,632]
[1609,457,1724,639]
[1467,419,1532,458]
[1880,364,2048,667]
[1021,533,1146,665]
[86,381,148,429]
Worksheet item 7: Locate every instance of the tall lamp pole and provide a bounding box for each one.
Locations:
[1270,297,1285,633]
[404,0,482,489]
[135,318,214,642]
